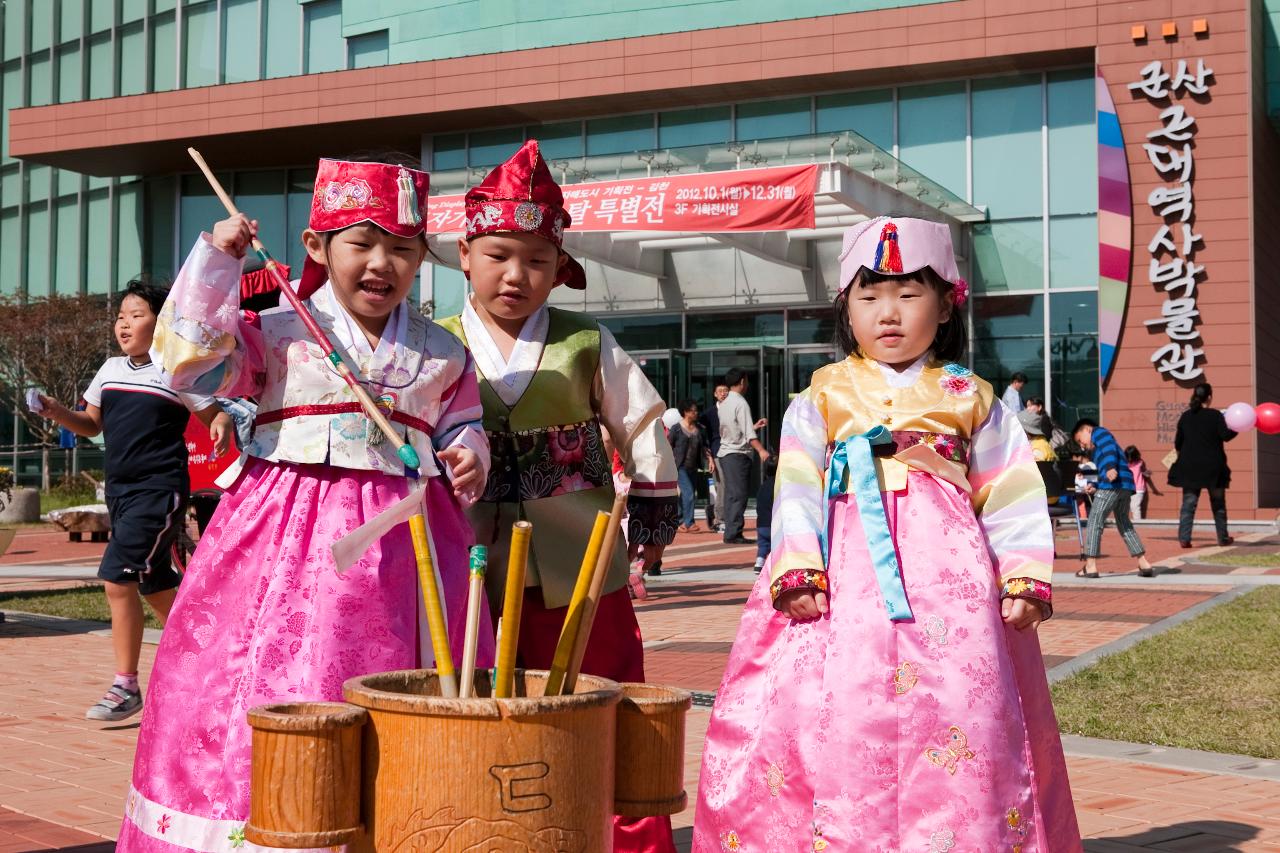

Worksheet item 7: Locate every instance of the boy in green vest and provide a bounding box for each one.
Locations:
[437,140,679,852]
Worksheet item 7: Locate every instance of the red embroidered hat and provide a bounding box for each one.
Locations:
[299,158,430,298]
[464,140,587,290]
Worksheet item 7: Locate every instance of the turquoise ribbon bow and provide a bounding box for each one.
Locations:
[821,425,913,622]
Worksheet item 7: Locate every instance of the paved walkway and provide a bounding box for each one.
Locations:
[2,521,1279,851]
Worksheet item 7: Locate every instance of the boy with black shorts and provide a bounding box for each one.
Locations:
[37,279,231,721]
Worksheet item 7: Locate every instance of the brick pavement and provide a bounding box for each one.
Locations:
[2,522,1279,850]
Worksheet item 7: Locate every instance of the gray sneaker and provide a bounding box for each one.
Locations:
[86,684,142,721]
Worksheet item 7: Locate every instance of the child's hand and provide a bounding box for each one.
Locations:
[438,446,482,503]
[34,394,59,417]
[777,589,829,622]
[1001,597,1044,631]
[209,413,234,460]
[210,214,257,259]
[1105,468,1118,482]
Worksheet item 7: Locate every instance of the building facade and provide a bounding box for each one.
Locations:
[3,0,1278,518]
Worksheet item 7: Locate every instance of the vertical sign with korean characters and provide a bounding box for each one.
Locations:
[1128,58,1214,381]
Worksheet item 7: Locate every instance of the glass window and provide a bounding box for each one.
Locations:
[971,218,1043,294]
[1048,68,1097,216]
[264,0,301,79]
[3,0,25,62]
[2,64,21,165]
[180,172,231,254]
[56,167,80,196]
[348,30,388,69]
[816,90,893,152]
[659,106,730,149]
[897,82,967,199]
[59,0,83,43]
[85,187,112,293]
[0,164,19,206]
[431,134,466,171]
[119,22,147,96]
[90,0,114,33]
[787,306,837,346]
[57,43,82,104]
[971,293,1044,398]
[686,311,784,348]
[151,12,177,92]
[304,0,344,74]
[972,74,1042,219]
[528,121,583,161]
[122,0,148,24]
[88,33,113,99]
[223,0,261,84]
[1048,291,1098,423]
[184,0,218,88]
[0,208,20,295]
[117,182,144,285]
[27,202,51,296]
[154,0,176,11]
[30,2,52,52]
[586,114,655,156]
[26,165,50,202]
[735,97,810,141]
[29,52,53,106]
[145,176,177,279]
[286,167,316,273]
[598,314,682,351]
[235,170,286,256]
[55,195,81,294]
[468,127,523,168]
[1048,213,1097,289]
[431,266,467,319]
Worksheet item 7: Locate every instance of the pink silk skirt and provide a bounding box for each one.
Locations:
[693,473,1081,852]
[117,457,493,852]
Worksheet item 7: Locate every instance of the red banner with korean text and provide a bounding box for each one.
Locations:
[424,164,818,234]
[185,415,235,494]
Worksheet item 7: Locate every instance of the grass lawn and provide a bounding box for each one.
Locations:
[39,489,99,514]
[0,584,163,629]
[1052,586,1280,759]
[1197,550,1280,567]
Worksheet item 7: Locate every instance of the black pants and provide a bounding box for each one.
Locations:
[720,452,751,541]
[1178,487,1229,543]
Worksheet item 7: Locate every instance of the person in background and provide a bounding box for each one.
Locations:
[668,400,713,533]
[1173,382,1236,548]
[1074,419,1155,579]
[717,368,770,545]
[700,383,728,532]
[1125,445,1157,520]
[753,452,777,573]
[1025,396,1069,448]
[1018,408,1057,462]
[1002,371,1028,413]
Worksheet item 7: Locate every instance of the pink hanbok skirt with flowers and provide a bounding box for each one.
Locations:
[117,457,492,852]
[693,472,1080,852]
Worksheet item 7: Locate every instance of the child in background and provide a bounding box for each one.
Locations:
[694,217,1079,850]
[119,156,491,851]
[1126,444,1153,520]
[437,140,679,853]
[753,452,777,573]
[35,279,232,722]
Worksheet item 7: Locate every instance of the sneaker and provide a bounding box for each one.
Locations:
[628,562,649,600]
[753,556,765,573]
[86,684,142,722]
[646,560,663,577]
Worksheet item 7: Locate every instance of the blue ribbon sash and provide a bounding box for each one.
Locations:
[821,425,913,621]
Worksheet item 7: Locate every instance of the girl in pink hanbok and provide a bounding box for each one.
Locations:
[693,217,1081,852]
[117,157,493,852]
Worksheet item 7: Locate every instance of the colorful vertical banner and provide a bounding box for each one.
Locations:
[1096,66,1132,387]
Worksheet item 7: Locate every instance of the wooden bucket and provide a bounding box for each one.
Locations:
[343,668,621,853]
[613,683,692,817]
[244,701,367,848]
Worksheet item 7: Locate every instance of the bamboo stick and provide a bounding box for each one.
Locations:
[561,493,628,694]
[543,511,611,696]
[459,546,488,698]
[493,521,532,698]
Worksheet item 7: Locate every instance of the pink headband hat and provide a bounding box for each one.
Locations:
[838,216,968,306]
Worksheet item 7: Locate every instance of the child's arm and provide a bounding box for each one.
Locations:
[765,388,831,621]
[431,350,490,506]
[593,328,679,568]
[150,214,267,400]
[968,399,1055,628]
[187,399,234,460]
[37,396,102,438]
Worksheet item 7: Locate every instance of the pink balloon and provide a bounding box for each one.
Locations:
[1224,402,1257,432]
[1257,402,1280,435]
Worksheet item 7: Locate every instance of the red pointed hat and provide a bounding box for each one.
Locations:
[299,158,430,298]
[464,140,587,289]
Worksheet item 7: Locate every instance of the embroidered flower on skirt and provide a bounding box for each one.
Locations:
[890,430,970,466]
[929,829,957,852]
[765,762,785,797]
[769,568,829,603]
[720,829,743,852]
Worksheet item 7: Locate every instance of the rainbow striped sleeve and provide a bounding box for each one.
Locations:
[766,388,830,590]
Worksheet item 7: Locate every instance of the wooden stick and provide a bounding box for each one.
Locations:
[544,511,611,696]
[561,493,629,694]
[493,521,532,698]
[186,147,457,697]
[459,546,488,698]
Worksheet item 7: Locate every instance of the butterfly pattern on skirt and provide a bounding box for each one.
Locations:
[924,725,976,775]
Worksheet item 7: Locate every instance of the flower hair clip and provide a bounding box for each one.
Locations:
[951,277,969,308]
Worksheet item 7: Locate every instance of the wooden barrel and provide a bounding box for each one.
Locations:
[343,668,620,853]
[244,701,367,848]
[613,683,693,817]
